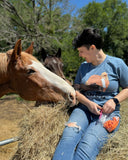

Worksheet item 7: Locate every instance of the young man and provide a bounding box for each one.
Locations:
[53,28,128,160]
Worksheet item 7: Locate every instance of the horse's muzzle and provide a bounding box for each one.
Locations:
[68,92,76,107]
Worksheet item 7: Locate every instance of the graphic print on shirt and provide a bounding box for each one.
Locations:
[85,72,109,92]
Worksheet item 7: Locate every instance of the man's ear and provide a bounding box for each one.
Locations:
[90,45,96,50]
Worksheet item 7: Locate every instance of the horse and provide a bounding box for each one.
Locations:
[0,39,76,105]
[37,47,71,84]
[35,47,72,106]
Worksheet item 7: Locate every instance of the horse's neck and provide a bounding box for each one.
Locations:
[0,53,9,84]
[0,53,13,97]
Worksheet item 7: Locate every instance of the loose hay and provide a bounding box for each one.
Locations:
[97,100,128,160]
[11,102,70,160]
[11,100,128,160]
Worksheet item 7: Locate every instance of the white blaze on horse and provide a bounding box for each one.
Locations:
[0,39,76,105]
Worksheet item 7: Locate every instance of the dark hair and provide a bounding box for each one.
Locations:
[73,28,104,50]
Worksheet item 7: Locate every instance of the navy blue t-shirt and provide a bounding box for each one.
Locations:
[75,55,128,109]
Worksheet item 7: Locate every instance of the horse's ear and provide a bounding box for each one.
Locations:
[25,42,34,55]
[56,48,61,58]
[11,39,22,60]
[39,48,47,61]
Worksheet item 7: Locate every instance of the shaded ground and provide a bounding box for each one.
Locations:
[0,95,35,160]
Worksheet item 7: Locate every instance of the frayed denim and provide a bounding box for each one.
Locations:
[52,104,120,160]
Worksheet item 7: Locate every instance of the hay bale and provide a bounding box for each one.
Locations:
[11,102,70,160]
[11,100,128,160]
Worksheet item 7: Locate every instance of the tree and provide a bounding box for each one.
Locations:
[103,0,128,60]
[0,0,73,54]
[74,0,128,62]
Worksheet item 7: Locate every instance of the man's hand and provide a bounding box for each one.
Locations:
[102,99,116,114]
[75,90,102,115]
[87,101,102,115]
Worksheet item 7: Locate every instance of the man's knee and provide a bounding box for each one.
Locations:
[65,122,81,132]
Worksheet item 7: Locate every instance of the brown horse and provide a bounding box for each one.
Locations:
[35,48,72,106]
[0,40,76,105]
[38,47,71,84]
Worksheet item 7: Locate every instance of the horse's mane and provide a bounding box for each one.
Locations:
[0,49,40,74]
[0,53,8,74]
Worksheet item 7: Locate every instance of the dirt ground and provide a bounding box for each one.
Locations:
[0,94,35,160]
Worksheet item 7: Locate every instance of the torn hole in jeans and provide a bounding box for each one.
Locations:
[65,122,81,132]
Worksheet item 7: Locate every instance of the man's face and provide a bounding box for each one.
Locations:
[77,46,92,63]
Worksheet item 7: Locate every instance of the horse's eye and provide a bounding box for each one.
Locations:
[27,69,35,75]
[46,67,51,70]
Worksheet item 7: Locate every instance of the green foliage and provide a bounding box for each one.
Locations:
[79,2,107,30]
[0,0,72,53]
[60,32,84,80]
[76,0,128,63]
[102,0,128,60]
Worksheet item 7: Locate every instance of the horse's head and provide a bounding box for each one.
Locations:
[38,47,71,84]
[7,40,76,105]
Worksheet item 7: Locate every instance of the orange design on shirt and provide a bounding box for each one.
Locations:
[86,72,109,92]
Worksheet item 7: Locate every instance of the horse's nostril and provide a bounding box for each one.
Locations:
[68,93,75,102]
[68,92,76,107]
[70,94,74,100]
[68,93,72,101]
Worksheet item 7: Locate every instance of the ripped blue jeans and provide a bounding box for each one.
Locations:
[52,104,120,160]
